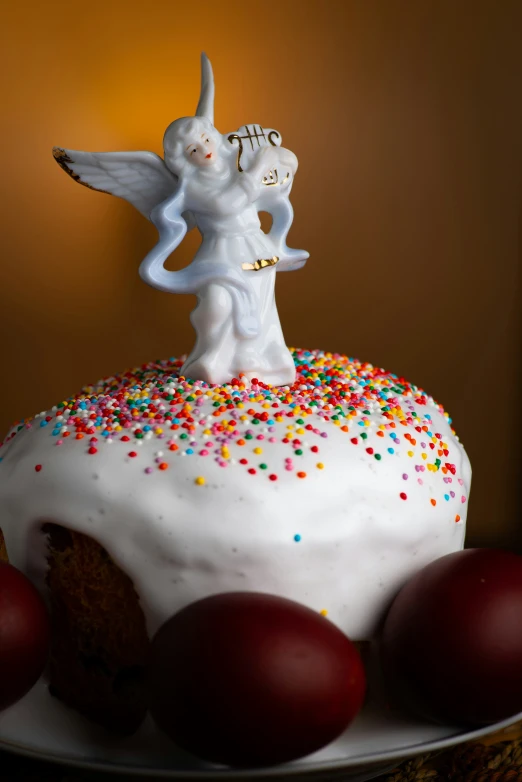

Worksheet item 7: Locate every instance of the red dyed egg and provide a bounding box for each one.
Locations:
[0,562,50,710]
[146,592,366,767]
[380,549,522,726]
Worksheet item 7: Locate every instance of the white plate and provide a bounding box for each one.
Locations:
[0,648,520,781]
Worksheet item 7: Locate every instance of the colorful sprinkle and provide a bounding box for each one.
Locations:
[0,349,465,518]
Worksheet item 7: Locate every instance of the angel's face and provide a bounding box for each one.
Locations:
[185,133,218,167]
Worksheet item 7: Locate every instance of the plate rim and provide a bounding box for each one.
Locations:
[0,710,521,779]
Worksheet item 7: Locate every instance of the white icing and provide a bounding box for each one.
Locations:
[0,354,471,641]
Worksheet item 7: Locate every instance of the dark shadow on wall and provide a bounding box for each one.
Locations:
[513,180,522,555]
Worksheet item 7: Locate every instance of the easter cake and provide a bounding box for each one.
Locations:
[0,350,470,733]
[0,54,471,738]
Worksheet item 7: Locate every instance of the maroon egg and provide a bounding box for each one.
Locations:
[0,562,50,710]
[146,592,366,767]
[380,548,522,726]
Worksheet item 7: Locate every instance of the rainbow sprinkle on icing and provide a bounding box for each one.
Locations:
[0,349,466,515]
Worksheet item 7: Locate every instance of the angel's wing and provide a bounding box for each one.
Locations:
[52,147,195,229]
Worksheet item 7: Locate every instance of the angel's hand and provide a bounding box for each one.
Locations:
[248,145,281,179]
[248,145,298,182]
[277,147,298,175]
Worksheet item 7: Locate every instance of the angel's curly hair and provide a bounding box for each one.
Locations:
[163,116,225,176]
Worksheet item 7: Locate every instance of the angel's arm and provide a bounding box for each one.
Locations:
[225,146,298,205]
[138,188,189,293]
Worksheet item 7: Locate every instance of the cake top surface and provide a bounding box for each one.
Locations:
[0,348,465,513]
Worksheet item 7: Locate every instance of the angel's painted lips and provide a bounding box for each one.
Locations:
[205,153,212,159]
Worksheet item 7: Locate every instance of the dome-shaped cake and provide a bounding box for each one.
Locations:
[0,348,471,639]
[0,348,471,733]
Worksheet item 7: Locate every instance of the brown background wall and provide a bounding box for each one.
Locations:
[1,1,520,549]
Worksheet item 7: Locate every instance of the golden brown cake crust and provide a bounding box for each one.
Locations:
[42,523,150,735]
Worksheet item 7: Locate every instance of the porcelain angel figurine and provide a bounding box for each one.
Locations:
[53,53,308,386]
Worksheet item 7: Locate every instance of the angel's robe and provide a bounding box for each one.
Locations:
[141,168,303,386]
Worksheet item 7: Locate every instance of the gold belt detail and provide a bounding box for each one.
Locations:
[242,256,279,272]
